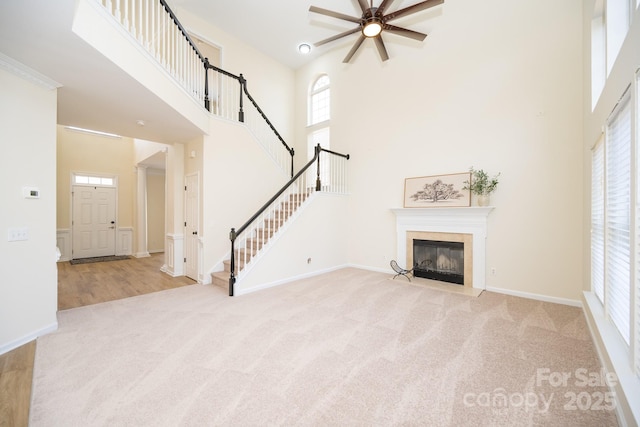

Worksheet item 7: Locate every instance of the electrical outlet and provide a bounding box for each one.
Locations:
[491,268,496,276]
[307,257,312,264]
[8,227,29,242]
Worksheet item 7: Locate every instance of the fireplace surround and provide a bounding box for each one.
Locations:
[392,207,493,290]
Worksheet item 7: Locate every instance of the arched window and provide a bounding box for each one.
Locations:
[309,75,330,126]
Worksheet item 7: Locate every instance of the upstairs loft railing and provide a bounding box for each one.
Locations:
[98,0,295,176]
[228,145,350,296]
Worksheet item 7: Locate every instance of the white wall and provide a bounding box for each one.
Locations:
[202,118,290,277]
[175,7,296,145]
[237,193,349,294]
[0,67,58,354]
[295,0,584,302]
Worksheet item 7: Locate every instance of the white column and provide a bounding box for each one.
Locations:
[135,165,150,258]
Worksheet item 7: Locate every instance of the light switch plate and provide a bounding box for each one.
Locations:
[8,227,29,241]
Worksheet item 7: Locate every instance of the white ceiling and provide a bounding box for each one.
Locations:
[172,0,443,69]
[0,0,441,144]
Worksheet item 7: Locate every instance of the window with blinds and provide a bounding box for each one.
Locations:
[606,89,631,345]
[636,73,640,379]
[591,138,605,304]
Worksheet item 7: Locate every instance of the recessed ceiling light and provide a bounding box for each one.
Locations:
[298,43,311,54]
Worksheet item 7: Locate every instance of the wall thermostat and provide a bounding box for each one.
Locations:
[23,187,40,199]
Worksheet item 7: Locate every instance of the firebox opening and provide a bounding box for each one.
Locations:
[413,239,464,285]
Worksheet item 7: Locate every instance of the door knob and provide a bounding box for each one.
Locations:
[193,231,198,235]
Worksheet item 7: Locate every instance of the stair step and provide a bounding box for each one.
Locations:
[211,271,229,289]
[216,191,311,286]
[264,218,285,228]
[237,247,258,261]
[245,237,266,250]
[272,209,293,219]
[223,257,247,273]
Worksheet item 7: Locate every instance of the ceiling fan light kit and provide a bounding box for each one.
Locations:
[362,19,382,37]
[309,0,444,63]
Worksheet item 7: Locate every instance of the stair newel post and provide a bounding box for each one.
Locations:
[290,147,295,179]
[229,228,237,296]
[315,144,322,191]
[203,58,211,112]
[238,74,246,123]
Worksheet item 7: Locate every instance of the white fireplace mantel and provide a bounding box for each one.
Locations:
[391,207,494,289]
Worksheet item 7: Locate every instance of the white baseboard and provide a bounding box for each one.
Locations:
[0,322,58,356]
[347,263,392,274]
[235,264,350,296]
[160,264,181,277]
[485,286,582,307]
[349,263,583,307]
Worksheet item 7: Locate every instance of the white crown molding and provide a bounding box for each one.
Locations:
[0,51,62,90]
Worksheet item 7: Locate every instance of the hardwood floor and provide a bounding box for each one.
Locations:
[0,341,35,427]
[0,253,196,426]
[58,252,196,310]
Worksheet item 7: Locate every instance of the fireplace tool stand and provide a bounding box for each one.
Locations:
[390,260,413,282]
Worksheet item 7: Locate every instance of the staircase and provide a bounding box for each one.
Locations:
[210,191,309,289]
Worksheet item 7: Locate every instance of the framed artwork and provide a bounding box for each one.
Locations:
[404,172,471,208]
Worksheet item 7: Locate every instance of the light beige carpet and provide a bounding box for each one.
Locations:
[30,268,618,426]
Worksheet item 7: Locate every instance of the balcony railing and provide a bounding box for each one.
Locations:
[98,0,294,176]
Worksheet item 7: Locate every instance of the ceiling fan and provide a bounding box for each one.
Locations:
[309,0,444,63]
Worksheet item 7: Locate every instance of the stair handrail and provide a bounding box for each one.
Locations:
[160,0,295,177]
[99,0,295,176]
[228,145,350,296]
[238,75,295,177]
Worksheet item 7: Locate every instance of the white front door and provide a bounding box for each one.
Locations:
[185,174,199,280]
[72,186,117,259]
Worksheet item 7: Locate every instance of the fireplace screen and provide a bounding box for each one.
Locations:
[413,239,464,285]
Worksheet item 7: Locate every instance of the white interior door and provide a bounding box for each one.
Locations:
[72,186,116,259]
[185,174,199,280]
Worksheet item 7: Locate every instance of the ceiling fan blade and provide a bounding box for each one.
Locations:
[314,27,362,47]
[309,6,361,24]
[377,0,396,14]
[356,0,370,13]
[382,24,427,41]
[343,35,366,63]
[384,0,444,22]
[374,36,389,61]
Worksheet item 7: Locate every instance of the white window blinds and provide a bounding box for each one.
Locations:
[606,89,631,345]
[592,138,605,304]
[636,74,640,378]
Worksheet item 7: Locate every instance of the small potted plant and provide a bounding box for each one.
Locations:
[463,167,500,206]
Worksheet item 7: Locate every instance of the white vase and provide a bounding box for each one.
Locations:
[477,194,490,206]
